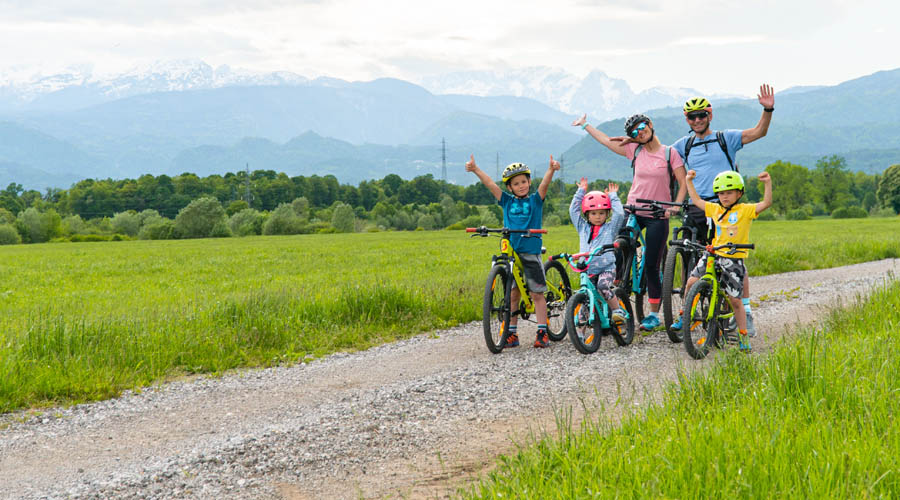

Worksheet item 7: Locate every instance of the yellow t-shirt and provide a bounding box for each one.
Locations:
[705,203,758,258]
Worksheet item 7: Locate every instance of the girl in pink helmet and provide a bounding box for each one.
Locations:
[569,178,627,324]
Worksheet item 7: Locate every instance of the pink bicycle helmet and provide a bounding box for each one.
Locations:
[582,191,611,213]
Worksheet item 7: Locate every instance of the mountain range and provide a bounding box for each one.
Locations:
[0,61,898,190]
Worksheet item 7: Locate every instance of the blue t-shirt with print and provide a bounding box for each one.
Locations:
[672,129,743,200]
[499,191,543,254]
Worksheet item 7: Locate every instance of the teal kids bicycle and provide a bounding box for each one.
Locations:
[551,245,635,354]
[680,240,755,359]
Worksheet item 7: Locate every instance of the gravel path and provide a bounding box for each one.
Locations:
[1,259,898,500]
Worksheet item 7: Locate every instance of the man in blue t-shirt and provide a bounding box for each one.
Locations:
[466,154,560,348]
[671,84,775,337]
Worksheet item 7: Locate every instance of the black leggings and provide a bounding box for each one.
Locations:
[635,215,669,302]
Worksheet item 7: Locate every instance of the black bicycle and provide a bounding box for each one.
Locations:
[615,202,667,328]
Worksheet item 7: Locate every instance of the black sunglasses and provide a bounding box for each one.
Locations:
[687,111,709,121]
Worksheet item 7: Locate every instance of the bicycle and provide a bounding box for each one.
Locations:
[549,245,635,354]
[467,226,573,353]
[680,241,755,359]
[631,198,704,343]
[615,202,667,330]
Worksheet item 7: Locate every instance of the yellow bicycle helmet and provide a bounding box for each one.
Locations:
[713,171,744,193]
[683,97,712,114]
[501,163,531,184]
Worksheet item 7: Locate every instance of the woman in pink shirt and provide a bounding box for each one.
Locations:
[572,113,687,332]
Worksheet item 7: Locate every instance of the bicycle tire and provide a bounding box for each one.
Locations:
[662,245,691,343]
[682,279,714,359]
[543,259,572,342]
[483,265,511,354]
[566,291,602,354]
[611,286,635,346]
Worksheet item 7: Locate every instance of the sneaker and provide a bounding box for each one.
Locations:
[670,309,684,331]
[640,314,660,331]
[504,333,520,348]
[611,308,626,326]
[746,311,757,337]
[738,332,752,353]
[533,330,550,348]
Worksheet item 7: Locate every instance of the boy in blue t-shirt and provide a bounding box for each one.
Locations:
[465,154,561,348]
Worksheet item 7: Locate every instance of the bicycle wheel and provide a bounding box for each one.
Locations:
[662,245,690,343]
[682,279,714,360]
[543,259,572,341]
[566,291,602,354]
[483,265,511,354]
[611,286,635,346]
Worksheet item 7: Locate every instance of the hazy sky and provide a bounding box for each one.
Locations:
[1,0,897,95]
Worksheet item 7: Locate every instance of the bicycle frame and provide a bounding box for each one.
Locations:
[692,252,733,326]
[469,226,564,319]
[556,247,616,329]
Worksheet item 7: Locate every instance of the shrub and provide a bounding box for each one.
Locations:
[416,214,437,231]
[870,206,897,218]
[0,224,21,245]
[229,208,265,236]
[544,214,562,227]
[111,211,141,236]
[756,211,777,221]
[831,206,868,219]
[332,203,356,233]
[225,200,250,216]
[292,197,310,220]
[262,203,306,235]
[62,215,87,235]
[174,197,227,238]
[139,219,176,240]
[16,207,62,243]
[786,208,811,220]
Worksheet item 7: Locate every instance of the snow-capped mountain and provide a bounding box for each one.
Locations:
[418,67,723,122]
[0,60,309,112]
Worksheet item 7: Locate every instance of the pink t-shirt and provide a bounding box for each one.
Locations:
[624,142,685,214]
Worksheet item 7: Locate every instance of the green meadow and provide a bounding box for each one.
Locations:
[1,217,898,413]
[462,277,900,499]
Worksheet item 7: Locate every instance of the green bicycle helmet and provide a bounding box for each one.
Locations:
[713,171,744,193]
[683,97,712,114]
[502,162,531,184]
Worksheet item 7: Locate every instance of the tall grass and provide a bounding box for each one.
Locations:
[0,217,897,413]
[463,281,900,499]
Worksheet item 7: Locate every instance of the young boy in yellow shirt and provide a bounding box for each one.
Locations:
[683,169,772,350]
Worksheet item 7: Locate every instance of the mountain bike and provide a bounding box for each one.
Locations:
[635,198,704,343]
[549,246,635,354]
[467,226,573,353]
[615,203,667,330]
[680,241,755,360]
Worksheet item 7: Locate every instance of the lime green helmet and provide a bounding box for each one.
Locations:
[683,97,712,114]
[502,163,531,184]
[713,171,744,193]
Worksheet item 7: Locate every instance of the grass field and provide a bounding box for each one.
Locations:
[461,278,900,499]
[1,217,898,413]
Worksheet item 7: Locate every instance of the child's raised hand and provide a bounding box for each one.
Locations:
[572,113,587,127]
[607,182,618,194]
[465,155,478,172]
[578,177,588,191]
[549,155,561,171]
[686,170,697,181]
[758,171,771,183]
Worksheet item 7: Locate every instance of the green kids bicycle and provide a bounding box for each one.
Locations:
[680,240,755,359]
[467,226,573,353]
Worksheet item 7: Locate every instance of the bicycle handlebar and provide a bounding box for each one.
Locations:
[465,226,547,236]
[678,240,755,255]
[550,243,616,273]
[635,198,686,208]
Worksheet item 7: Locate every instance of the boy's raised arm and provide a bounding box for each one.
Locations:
[465,155,502,201]
[755,171,773,214]
[684,170,706,211]
[537,155,561,200]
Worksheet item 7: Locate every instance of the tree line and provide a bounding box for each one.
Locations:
[0,155,897,244]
